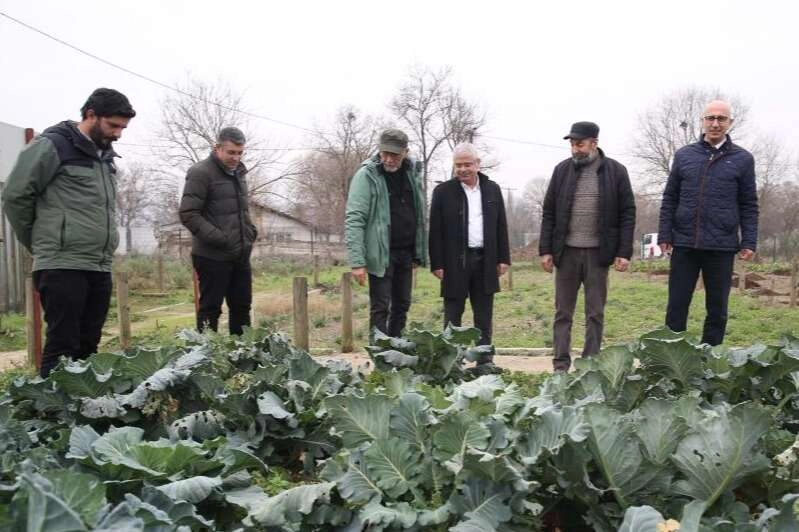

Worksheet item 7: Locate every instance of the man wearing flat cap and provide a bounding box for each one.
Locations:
[539,122,636,372]
[345,128,426,339]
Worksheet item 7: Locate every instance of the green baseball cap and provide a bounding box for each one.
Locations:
[378,128,409,154]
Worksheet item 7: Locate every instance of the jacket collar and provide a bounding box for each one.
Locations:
[210,152,247,177]
[46,120,119,161]
[699,134,735,152]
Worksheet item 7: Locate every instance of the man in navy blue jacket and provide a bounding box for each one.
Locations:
[658,100,758,345]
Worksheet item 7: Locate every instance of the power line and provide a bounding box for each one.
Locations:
[117,142,318,152]
[0,10,638,161]
[0,10,317,134]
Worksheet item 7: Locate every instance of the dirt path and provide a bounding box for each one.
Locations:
[1,347,553,373]
[317,351,553,373]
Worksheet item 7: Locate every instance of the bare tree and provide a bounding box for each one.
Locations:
[632,87,751,188]
[156,75,296,202]
[291,106,378,236]
[390,65,488,203]
[115,161,154,253]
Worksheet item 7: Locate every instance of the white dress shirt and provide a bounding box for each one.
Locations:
[461,181,483,248]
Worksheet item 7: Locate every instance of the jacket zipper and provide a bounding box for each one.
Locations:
[461,186,468,269]
[100,160,111,266]
[694,151,725,248]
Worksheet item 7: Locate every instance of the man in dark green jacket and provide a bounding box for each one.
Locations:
[345,129,426,338]
[2,88,136,377]
[179,127,257,335]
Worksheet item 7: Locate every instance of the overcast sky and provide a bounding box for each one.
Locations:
[1,0,796,199]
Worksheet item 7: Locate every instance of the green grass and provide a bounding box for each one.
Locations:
[0,313,26,351]
[4,257,798,361]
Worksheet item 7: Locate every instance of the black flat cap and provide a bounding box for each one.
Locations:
[563,121,599,140]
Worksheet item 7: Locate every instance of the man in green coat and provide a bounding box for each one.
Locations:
[345,129,426,338]
[2,88,136,377]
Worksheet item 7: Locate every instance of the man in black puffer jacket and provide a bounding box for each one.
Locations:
[179,127,257,335]
[658,100,758,346]
[539,122,636,372]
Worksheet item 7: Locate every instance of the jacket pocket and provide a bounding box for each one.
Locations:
[60,213,67,250]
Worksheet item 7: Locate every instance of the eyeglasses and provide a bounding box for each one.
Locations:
[703,115,730,124]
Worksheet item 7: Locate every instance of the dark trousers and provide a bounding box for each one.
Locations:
[665,246,735,346]
[192,254,252,335]
[553,247,608,371]
[368,249,413,338]
[443,249,494,348]
[33,269,112,378]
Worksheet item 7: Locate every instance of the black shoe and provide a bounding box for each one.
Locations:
[471,361,503,376]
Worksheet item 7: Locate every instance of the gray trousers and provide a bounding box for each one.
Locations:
[553,247,609,371]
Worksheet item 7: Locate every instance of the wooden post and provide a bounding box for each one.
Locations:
[25,277,42,371]
[293,277,309,350]
[116,271,131,349]
[341,272,353,352]
[157,245,165,293]
[192,268,200,314]
[790,261,797,308]
[507,265,513,291]
[738,267,746,294]
[313,255,320,287]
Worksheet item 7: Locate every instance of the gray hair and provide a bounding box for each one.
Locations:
[217,127,246,145]
[452,142,480,160]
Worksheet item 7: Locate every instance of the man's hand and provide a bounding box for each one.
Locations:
[351,267,367,286]
[614,257,630,272]
[541,254,554,273]
[739,248,755,261]
[497,263,509,276]
[433,269,444,280]
[659,242,672,255]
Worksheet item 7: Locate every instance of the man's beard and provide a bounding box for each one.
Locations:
[572,150,598,167]
[89,122,112,149]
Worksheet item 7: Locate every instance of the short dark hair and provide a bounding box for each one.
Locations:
[217,127,246,145]
[80,88,136,119]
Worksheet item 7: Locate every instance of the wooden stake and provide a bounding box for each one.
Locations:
[313,255,320,287]
[507,265,513,291]
[341,272,353,353]
[25,276,42,371]
[116,271,131,349]
[293,277,309,350]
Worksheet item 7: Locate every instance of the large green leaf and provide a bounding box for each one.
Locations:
[389,392,432,454]
[372,349,419,370]
[44,470,107,528]
[638,333,705,388]
[336,458,383,503]
[583,404,663,507]
[168,410,226,441]
[93,493,174,531]
[74,426,214,480]
[518,405,589,465]
[636,398,688,465]
[18,472,88,532]
[363,437,422,498]
[433,413,491,474]
[671,403,771,507]
[50,362,117,398]
[448,478,512,528]
[617,505,666,532]
[155,475,222,503]
[357,500,417,530]
[246,482,335,527]
[119,350,209,409]
[326,394,392,448]
[577,345,635,393]
[140,486,214,529]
